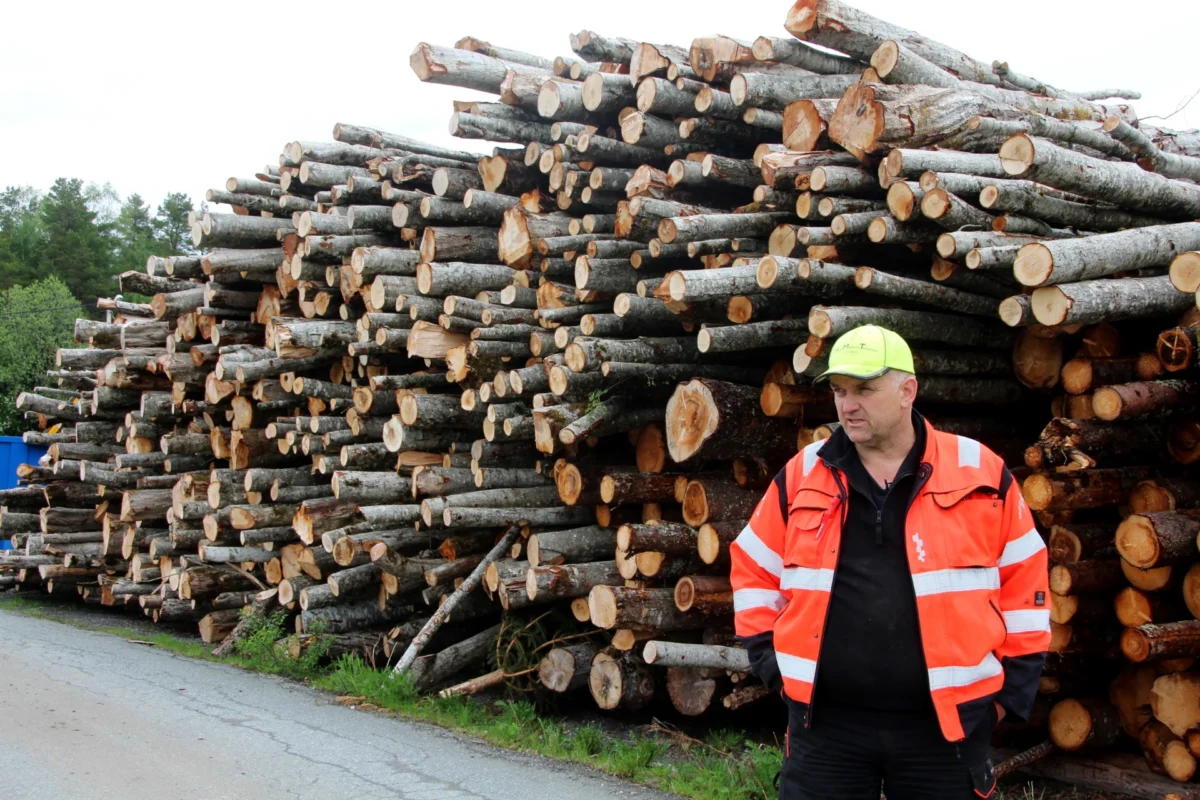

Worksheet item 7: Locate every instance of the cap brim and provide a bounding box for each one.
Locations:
[814,366,892,383]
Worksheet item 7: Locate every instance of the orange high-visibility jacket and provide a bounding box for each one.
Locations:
[730,419,1050,742]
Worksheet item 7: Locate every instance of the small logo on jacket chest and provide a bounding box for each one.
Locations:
[912,532,927,563]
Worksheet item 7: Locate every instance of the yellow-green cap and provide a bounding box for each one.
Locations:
[816,325,915,382]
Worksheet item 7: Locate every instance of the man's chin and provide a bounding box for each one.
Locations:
[843,427,872,443]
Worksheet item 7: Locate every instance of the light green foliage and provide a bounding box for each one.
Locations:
[0,276,84,434]
[0,187,45,287]
[231,609,332,680]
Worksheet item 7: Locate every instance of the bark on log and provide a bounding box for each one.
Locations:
[1116,511,1200,570]
[1015,224,1200,288]
[392,526,519,675]
[808,305,1010,349]
[589,651,655,711]
[1050,559,1125,596]
[589,585,727,631]
[526,561,622,602]
[643,641,749,671]
[659,213,790,245]
[1024,467,1153,512]
[729,72,859,111]
[1092,380,1199,422]
[786,0,1011,86]
[410,42,551,94]
[1000,135,1200,219]
[298,597,411,635]
[853,267,996,317]
[527,526,614,567]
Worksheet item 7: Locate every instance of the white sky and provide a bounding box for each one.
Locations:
[3,0,1198,211]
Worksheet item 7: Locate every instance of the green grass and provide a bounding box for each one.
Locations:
[314,653,781,799]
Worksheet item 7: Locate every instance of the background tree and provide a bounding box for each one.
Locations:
[114,193,159,275]
[0,180,195,307]
[0,187,44,289]
[39,178,116,304]
[0,277,84,435]
[155,192,196,255]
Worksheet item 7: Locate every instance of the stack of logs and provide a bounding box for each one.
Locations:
[4,1,1200,794]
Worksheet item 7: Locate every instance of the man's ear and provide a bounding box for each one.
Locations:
[900,374,918,407]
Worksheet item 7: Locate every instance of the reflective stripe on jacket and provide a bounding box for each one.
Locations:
[730,418,1050,742]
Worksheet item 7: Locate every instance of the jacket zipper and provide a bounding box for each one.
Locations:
[904,463,943,731]
[805,465,849,729]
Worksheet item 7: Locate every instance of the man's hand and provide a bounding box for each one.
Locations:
[994,702,1006,723]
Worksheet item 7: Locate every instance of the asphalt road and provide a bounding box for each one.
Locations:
[0,610,681,800]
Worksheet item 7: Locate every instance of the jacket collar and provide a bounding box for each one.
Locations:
[816,410,985,495]
[817,408,927,474]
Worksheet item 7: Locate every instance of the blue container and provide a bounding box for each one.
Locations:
[0,435,48,491]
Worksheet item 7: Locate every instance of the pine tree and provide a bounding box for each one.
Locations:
[39,178,116,303]
[115,193,160,276]
[155,192,196,255]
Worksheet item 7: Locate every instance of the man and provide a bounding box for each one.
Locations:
[730,325,1050,800]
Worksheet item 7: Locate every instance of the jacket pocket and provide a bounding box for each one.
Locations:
[929,488,1005,567]
[783,504,833,569]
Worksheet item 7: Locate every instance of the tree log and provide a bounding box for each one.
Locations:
[589,651,655,711]
[1000,135,1200,219]
[808,305,1009,349]
[539,642,601,693]
[1024,467,1152,512]
[1092,380,1200,422]
[1049,559,1124,596]
[666,379,800,464]
[527,526,614,567]
[1048,698,1124,751]
[643,640,749,671]
[1116,511,1200,569]
[589,585,726,631]
[526,561,622,602]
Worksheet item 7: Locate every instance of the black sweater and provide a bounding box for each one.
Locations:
[810,414,935,718]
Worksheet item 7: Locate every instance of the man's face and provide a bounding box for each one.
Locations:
[829,372,916,446]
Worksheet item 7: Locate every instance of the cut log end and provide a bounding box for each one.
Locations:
[664,381,720,464]
[1013,244,1055,288]
[1121,626,1153,663]
[1048,698,1094,750]
[1114,515,1160,569]
[826,83,882,161]
[588,585,618,629]
[999,133,1036,176]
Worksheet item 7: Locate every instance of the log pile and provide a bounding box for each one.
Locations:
[3,2,1200,794]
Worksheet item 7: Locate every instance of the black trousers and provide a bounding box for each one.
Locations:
[779,703,997,800]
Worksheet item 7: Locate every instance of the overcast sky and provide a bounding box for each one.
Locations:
[3,0,1197,210]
